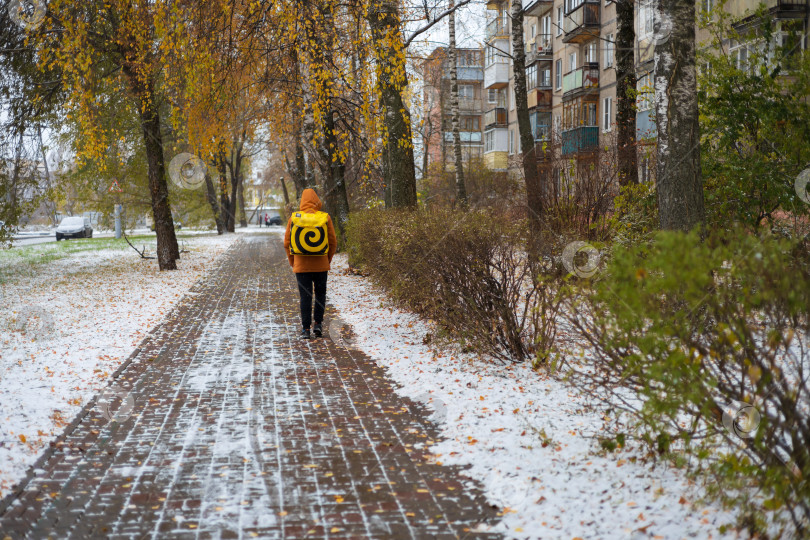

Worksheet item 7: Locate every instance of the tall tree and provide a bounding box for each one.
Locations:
[510,0,543,225]
[448,0,467,207]
[299,0,351,241]
[33,0,183,269]
[366,0,418,208]
[616,0,639,186]
[654,0,706,230]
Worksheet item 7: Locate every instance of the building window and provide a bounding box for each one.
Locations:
[640,156,651,183]
[605,34,614,67]
[485,131,494,152]
[586,102,597,126]
[539,66,551,87]
[488,88,498,103]
[636,72,654,112]
[459,84,474,99]
[461,117,480,131]
[569,51,577,71]
[509,129,514,154]
[565,0,584,14]
[526,64,537,89]
[603,96,613,132]
[638,0,654,39]
[585,42,597,64]
[702,0,713,13]
[531,24,536,38]
[732,43,750,71]
[556,7,563,36]
[555,59,562,88]
[486,45,495,66]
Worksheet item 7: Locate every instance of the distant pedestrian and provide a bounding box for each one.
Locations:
[283,188,336,340]
[264,213,269,227]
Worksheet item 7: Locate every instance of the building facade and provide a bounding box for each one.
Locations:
[476,0,808,175]
[421,47,486,171]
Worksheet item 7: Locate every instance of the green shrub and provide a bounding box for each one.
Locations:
[346,208,559,363]
[564,228,810,535]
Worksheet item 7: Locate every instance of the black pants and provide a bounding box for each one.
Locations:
[296,271,327,330]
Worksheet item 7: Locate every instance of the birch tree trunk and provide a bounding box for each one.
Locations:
[510,0,543,225]
[616,0,639,186]
[449,0,467,207]
[654,0,705,230]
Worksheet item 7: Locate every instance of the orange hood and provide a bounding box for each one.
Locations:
[299,188,322,213]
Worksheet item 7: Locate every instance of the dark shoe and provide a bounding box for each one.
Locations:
[313,323,323,338]
[300,328,311,340]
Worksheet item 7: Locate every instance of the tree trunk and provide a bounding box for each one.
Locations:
[449,2,467,207]
[366,0,418,209]
[204,172,224,234]
[510,0,543,225]
[322,107,351,248]
[616,0,639,186]
[225,137,245,233]
[280,176,290,206]
[654,0,705,231]
[422,115,432,179]
[137,82,179,269]
[217,153,232,233]
[237,174,247,228]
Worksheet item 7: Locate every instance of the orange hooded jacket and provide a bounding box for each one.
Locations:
[283,188,337,273]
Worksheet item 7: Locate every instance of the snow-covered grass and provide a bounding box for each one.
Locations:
[0,233,222,283]
[328,253,739,539]
[0,234,238,499]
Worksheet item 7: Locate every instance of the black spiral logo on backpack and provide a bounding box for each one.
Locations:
[294,224,327,255]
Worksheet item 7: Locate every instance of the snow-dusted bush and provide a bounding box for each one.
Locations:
[346,208,562,363]
[564,228,810,536]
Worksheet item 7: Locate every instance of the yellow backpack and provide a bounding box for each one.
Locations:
[290,211,329,256]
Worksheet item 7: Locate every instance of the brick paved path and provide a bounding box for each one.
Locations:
[0,234,500,539]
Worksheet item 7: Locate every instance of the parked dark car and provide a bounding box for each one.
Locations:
[267,214,283,226]
[56,216,93,240]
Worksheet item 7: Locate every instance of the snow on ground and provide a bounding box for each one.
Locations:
[0,234,238,499]
[327,253,739,540]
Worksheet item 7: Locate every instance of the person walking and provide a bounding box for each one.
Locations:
[283,188,337,339]
[264,213,270,227]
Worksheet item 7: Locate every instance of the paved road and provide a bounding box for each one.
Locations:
[10,235,55,247]
[0,234,499,539]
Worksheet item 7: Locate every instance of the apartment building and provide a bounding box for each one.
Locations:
[421,47,486,171]
[478,0,808,175]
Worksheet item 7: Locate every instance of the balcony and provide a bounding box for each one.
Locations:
[484,61,510,89]
[563,64,599,96]
[561,126,598,155]
[486,19,509,41]
[484,107,507,129]
[524,0,553,18]
[531,111,551,142]
[732,0,808,27]
[563,0,600,44]
[443,131,483,143]
[526,34,553,64]
[528,87,552,109]
[443,66,484,81]
[457,97,483,112]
